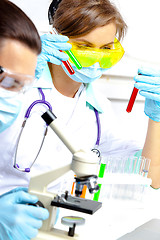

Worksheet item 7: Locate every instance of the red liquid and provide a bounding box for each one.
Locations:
[126,87,139,113]
[59,50,75,75]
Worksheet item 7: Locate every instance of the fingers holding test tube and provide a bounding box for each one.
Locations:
[134,68,160,101]
[36,31,82,79]
[52,28,82,73]
[35,33,73,79]
[40,34,72,65]
[126,66,160,114]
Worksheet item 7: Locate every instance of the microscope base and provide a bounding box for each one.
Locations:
[33,228,79,240]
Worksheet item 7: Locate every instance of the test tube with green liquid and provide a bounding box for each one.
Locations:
[93,163,106,201]
[65,49,82,70]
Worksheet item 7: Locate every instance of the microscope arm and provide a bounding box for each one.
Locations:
[41,110,80,155]
[29,164,71,193]
[41,110,99,178]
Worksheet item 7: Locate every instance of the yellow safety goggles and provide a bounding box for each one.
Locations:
[69,38,124,69]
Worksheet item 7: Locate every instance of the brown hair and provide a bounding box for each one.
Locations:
[52,0,127,40]
[0,0,41,54]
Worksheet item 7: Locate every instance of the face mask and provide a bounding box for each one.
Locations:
[62,62,108,83]
[0,88,22,133]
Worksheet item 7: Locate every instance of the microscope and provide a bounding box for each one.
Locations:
[29,109,102,239]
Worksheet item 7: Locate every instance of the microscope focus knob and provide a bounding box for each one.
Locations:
[61,216,85,237]
[28,200,45,208]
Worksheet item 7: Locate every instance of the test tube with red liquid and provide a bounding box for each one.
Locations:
[59,50,75,75]
[126,73,142,113]
[126,87,139,113]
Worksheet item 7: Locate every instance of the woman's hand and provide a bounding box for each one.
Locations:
[35,33,72,80]
[0,187,49,240]
[134,66,160,122]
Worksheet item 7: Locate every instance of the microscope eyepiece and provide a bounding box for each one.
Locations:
[41,109,57,125]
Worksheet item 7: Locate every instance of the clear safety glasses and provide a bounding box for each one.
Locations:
[0,66,35,92]
[69,38,125,69]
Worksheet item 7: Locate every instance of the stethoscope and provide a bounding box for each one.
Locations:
[13,88,101,172]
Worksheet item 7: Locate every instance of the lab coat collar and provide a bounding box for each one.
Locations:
[86,84,103,113]
[34,65,103,113]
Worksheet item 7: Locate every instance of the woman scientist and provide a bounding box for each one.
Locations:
[0,1,50,239]
[39,0,160,189]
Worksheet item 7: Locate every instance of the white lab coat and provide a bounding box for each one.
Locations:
[0,68,141,195]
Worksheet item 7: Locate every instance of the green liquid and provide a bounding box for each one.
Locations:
[65,50,82,70]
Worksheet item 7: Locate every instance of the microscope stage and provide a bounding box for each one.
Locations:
[51,194,102,214]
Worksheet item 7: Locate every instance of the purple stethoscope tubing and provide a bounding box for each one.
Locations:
[13,88,52,172]
[13,88,101,172]
[94,108,101,146]
[24,88,52,118]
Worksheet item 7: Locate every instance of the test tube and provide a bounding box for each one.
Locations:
[126,73,142,113]
[142,157,151,177]
[65,50,82,70]
[126,87,139,113]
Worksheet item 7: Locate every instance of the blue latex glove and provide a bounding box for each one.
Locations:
[0,187,49,240]
[134,66,160,122]
[35,33,72,80]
